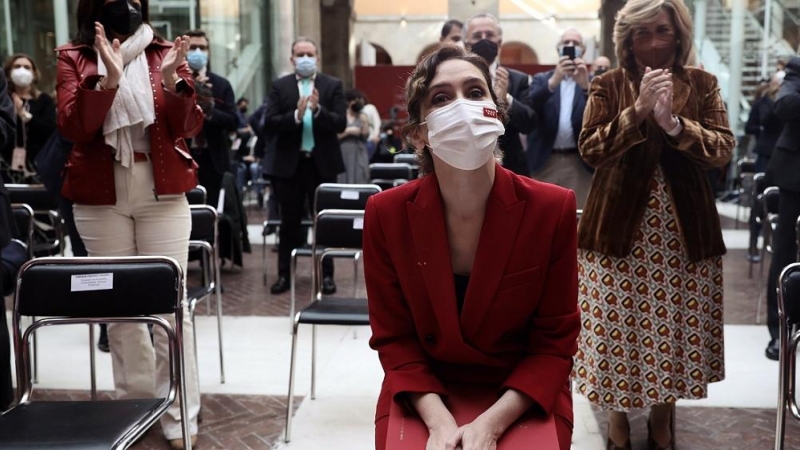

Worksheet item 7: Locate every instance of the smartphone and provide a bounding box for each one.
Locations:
[562,46,576,60]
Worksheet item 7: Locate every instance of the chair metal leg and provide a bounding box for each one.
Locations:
[311,324,317,400]
[189,300,199,385]
[262,230,267,286]
[776,320,790,450]
[290,251,298,334]
[285,320,300,443]
[89,324,97,401]
[735,204,740,229]
[214,248,226,384]
[757,247,767,325]
[32,316,37,384]
[353,252,362,340]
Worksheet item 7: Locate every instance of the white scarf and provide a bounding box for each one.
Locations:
[97,25,155,168]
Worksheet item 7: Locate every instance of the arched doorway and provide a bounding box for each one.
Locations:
[500,42,539,65]
[357,42,394,65]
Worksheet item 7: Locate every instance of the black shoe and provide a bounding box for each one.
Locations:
[766,339,780,361]
[97,325,109,353]
[271,276,290,294]
[321,277,337,295]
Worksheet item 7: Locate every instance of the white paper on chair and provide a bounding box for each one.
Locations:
[353,218,364,230]
[340,190,360,200]
[71,273,114,292]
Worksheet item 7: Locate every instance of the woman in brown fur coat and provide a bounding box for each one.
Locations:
[573,1,734,449]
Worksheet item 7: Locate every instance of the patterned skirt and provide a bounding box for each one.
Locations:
[573,168,725,411]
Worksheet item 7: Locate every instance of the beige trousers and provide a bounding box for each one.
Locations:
[73,160,200,439]
[531,152,594,209]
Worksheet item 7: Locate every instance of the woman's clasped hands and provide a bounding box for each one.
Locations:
[635,67,680,132]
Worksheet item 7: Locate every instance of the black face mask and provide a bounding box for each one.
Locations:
[100,0,143,37]
[594,68,608,76]
[470,39,499,65]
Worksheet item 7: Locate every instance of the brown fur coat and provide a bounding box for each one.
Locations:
[577,67,735,262]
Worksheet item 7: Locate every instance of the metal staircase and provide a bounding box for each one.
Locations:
[703,0,795,105]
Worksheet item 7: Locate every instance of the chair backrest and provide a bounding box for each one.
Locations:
[14,256,183,318]
[764,186,780,216]
[11,204,34,259]
[393,154,418,167]
[189,205,218,245]
[738,158,757,175]
[369,163,413,182]
[313,209,365,251]
[5,184,58,213]
[753,172,769,197]
[186,186,207,205]
[779,263,800,325]
[313,183,381,213]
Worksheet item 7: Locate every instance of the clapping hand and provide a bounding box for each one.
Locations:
[162,36,190,91]
[635,67,672,121]
[94,22,122,89]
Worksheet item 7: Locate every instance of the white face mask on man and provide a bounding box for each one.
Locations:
[423,98,505,171]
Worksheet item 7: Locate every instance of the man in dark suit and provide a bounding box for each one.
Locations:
[528,28,593,208]
[463,13,536,177]
[765,55,800,360]
[185,29,239,208]
[264,37,347,295]
[0,69,17,409]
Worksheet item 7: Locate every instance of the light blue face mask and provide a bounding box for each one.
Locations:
[295,56,317,78]
[187,49,208,71]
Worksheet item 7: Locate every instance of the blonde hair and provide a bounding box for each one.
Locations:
[613,0,696,73]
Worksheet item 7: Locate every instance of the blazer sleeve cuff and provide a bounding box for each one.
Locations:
[385,365,447,401]
[501,356,573,414]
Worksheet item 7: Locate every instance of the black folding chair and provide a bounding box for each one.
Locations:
[0,256,192,450]
[187,205,225,383]
[393,153,420,179]
[775,262,800,450]
[749,173,771,279]
[288,183,381,331]
[6,184,64,257]
[369,163,413,191]
[185,185,207,206]
[736,158,757,228]
[11,204,34,260]
[285,209,369,442]
[757,187,781,324]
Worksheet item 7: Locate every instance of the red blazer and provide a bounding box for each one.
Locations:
[56,40,203,205]
[364,165,581,429]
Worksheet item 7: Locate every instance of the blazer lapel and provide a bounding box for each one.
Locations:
[672,70,692,116]
[459,166,526,337]
[407,174,461,345]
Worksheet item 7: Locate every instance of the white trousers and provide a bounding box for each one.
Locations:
[73,160,200,439]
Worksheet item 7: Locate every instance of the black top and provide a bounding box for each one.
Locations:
[745,94,782,158]
[8,93,56,170]
[454,273,470,315]
[770,55,800,194]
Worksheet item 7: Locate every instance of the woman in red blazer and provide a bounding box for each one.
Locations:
[364,45,580,450]
[56,1,203,448]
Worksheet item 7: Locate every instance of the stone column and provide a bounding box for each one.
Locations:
[448,0,499,21]
[320,0,354,87]
[598,0,626,65]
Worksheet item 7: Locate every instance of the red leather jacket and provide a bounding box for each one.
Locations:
[56,39,203,205]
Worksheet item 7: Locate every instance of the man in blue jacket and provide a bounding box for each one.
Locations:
[528,28,594,208]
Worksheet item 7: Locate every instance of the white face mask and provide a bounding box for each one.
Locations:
[10,67,33,87]
[423,98,505,171]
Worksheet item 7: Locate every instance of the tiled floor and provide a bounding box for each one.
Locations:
[8,200,800,449]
